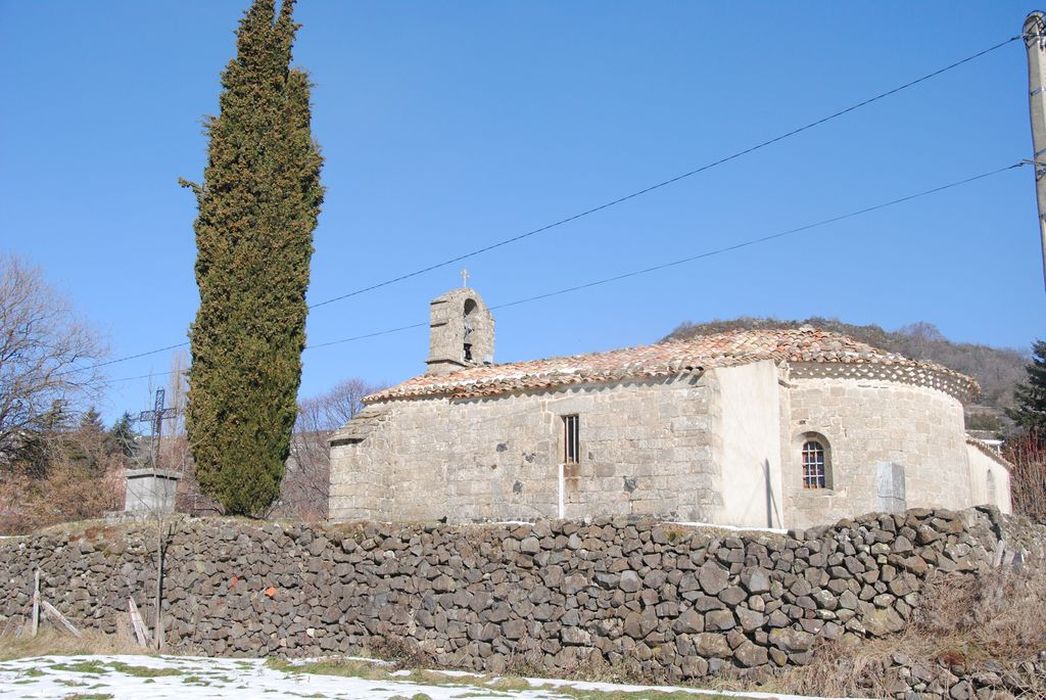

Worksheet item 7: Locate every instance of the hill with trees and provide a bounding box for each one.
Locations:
[662,318,1028,433]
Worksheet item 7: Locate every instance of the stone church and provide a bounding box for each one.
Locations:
[329,287,1012,529]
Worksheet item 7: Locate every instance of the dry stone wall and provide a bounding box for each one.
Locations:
[0,508,1041,690]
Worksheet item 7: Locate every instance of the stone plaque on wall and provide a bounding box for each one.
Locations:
[875,462,907,514]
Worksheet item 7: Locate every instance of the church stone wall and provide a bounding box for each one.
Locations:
[330,376,720,523]
[784,377,970,530]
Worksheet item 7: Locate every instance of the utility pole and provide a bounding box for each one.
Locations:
[1023,11,1046,292]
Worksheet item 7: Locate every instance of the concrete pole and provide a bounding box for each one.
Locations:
[1023,11,1046,292]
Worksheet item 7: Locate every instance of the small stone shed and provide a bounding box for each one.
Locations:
[330,288,1012,529]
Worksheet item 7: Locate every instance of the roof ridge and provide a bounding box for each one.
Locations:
[366,327,977,404]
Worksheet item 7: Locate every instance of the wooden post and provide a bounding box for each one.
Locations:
[128,598,150,647]
[27,567,83,639]
[153,521,167,651]
[30,569,40,637]
[1023,11,1046,292]
[41,601,81,639]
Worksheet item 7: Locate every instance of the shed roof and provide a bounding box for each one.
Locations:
[965,436,1014,471]
[367,327,979,403]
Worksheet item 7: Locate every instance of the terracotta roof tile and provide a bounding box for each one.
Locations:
[965,436,1013,470]
[367,327,979,403]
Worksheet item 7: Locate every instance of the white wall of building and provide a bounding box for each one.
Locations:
[714,361,785,528]
[966,442,1013,514]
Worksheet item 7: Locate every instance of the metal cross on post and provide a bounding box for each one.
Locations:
[137,389,178,470]
[460,268,469,288]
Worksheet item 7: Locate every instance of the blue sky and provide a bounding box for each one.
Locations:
[1,1,1044,423]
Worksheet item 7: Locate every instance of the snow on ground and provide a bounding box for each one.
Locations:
[0,654,853,700]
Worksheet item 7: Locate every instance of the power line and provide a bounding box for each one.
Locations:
[107,161,1021,384]
[491,163,1026,310]
[102,160,1027,381]
[107,325,433,383]
[305,34,1020,310]
[107,323,433,383]
[57,342,189,378]
[297,162,1026,350]
[304,322,429,350]
[68,34,1022,379]
[109,370,179,384]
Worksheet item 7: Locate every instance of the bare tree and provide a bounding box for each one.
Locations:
[0,255,107,466]
[302,377,375,429]
[1004,430,1046,524]
[0,415,124,535]
[165,351,189,439]
[177,374,382,520]
[273,378,381,520]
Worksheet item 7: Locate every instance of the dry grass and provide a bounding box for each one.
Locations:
[270,657,746,700]
[1004,430,1046,524]
[265,656,391,681]
[363,635,436,670]
[746,567,1046,698]
[917,567,1045,662]
[0,629,148,661]
[0,463,122,536]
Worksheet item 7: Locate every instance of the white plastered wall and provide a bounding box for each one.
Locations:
[966,442,1013,514]
[713,361,785,528]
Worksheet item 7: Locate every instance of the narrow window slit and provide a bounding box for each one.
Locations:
[563,415,580,465]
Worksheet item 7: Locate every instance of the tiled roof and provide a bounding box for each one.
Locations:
[965,436,1013,470]
[367,327,979,403]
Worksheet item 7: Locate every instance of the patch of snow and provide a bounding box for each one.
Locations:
[0,654,550,700]
[0,654,867,700]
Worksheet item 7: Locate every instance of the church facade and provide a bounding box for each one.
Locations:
[329,288,1012,529]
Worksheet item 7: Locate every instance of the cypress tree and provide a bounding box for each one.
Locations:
[181,0,323,516]
[1008,340,1046,432]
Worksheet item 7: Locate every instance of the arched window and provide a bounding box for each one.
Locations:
[463,299,477,361]
[801,440,828,489]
